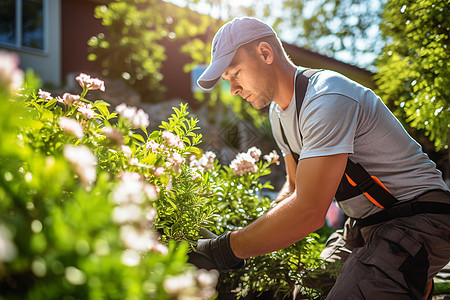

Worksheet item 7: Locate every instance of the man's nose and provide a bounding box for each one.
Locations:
[230,82,242,96]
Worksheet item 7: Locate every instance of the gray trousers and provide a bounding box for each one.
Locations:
[321,191,450,300]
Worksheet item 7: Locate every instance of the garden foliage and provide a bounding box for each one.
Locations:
[0,52,331,299]
[375,0,450,151]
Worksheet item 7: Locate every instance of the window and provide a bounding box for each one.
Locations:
[191,65,211,93]
[0,0,46,52]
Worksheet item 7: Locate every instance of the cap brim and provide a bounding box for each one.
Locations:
[197,50,236,90]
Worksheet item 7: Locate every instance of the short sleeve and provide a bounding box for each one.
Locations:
[299,94,359,159]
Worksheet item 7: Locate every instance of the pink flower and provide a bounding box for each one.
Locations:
[168,152,185,174]
[119,225,159,252]
[146,140,161,152]
[263,150,280,165]
[229,152,258,175]
[144,185,159,201]
[58,117,84,139]
[118,171,142,182]
[172,152,185,164]
[77,102,95,119]
[76,73,105,91]
[247,146,262,161]
[57,93,80,106]
[113,175,145,204]
[116,103,150,129]
[121,145,132,157]
[102,126,124,145]
[162,130,184,149]
[152,166,164,177]
[0,51,23,92]
[63,145,97,187]
[38,89,53,101]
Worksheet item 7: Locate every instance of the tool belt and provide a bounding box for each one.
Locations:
[356,190,450,227]
[278,69,450,227]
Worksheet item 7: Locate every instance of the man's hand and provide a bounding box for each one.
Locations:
[187,232,245,273]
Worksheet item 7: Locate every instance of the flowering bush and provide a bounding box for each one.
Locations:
[0,52,334,299]
[0,54,217,299]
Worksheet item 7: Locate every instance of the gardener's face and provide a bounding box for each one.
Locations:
[221,44,276,109]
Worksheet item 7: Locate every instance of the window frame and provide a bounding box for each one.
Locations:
[0,0,49,55]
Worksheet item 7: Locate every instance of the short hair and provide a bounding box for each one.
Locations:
[241,35,293,63]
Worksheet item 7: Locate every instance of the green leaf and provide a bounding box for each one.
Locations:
[44,98,57,109]
[132,133,145,143]
[165,198,178,211]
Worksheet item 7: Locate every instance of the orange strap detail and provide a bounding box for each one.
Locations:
[345,174,391,209]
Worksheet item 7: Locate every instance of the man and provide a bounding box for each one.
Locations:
[191,17,450,299]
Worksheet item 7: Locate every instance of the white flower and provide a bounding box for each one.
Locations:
[116,103,150,128]
[145,140,161,152]
[263,150,280,165]
[58,117,84,139]
[190,151,216,173]
[63,145,97,187]
[152,166,164,177]
[164,273,195,295]
[144,184,158,200]
[119,225,159,252]
[0,51,23,92]
[247,146,262,161]
[145,207,157,223]
[152,242,168,255]
[195,269,219,288]
[229,152,258,175]
[77,102,95,119]
[76,73,105,91]
[57,93,80,106]
[38,89,52,101]
[121,145,132,157]
[169,152,185,174]
[118,171,141,181]
[113,177,145,205]
[112,204,142,224]
[121,249,140,267]
[0,224,17,262]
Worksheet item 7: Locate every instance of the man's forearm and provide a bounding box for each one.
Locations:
[229,192,326,258]
[229,154,348,260]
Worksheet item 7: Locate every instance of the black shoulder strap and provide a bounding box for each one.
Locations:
[278,69,322,162]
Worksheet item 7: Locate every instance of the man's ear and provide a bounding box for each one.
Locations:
[258,42,274,64]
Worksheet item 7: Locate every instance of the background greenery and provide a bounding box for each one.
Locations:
[88,0,449,173]
[0,58,331,298]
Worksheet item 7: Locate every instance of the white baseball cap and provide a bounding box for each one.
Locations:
[197,17,277,90]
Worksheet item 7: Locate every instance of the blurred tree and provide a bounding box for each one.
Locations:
[375,0,450,155]
[224,0,386,70]
[88,0,213,102]
[88,0,167,101]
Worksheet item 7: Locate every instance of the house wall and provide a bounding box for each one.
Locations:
[61,0,104,84]
[159,38,199,104]
[1,0,62,86]
[283,42,376,90]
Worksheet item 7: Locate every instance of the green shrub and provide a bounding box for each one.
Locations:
[0,52,333,299]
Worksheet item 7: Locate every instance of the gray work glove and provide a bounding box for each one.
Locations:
[187,231,245,273]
